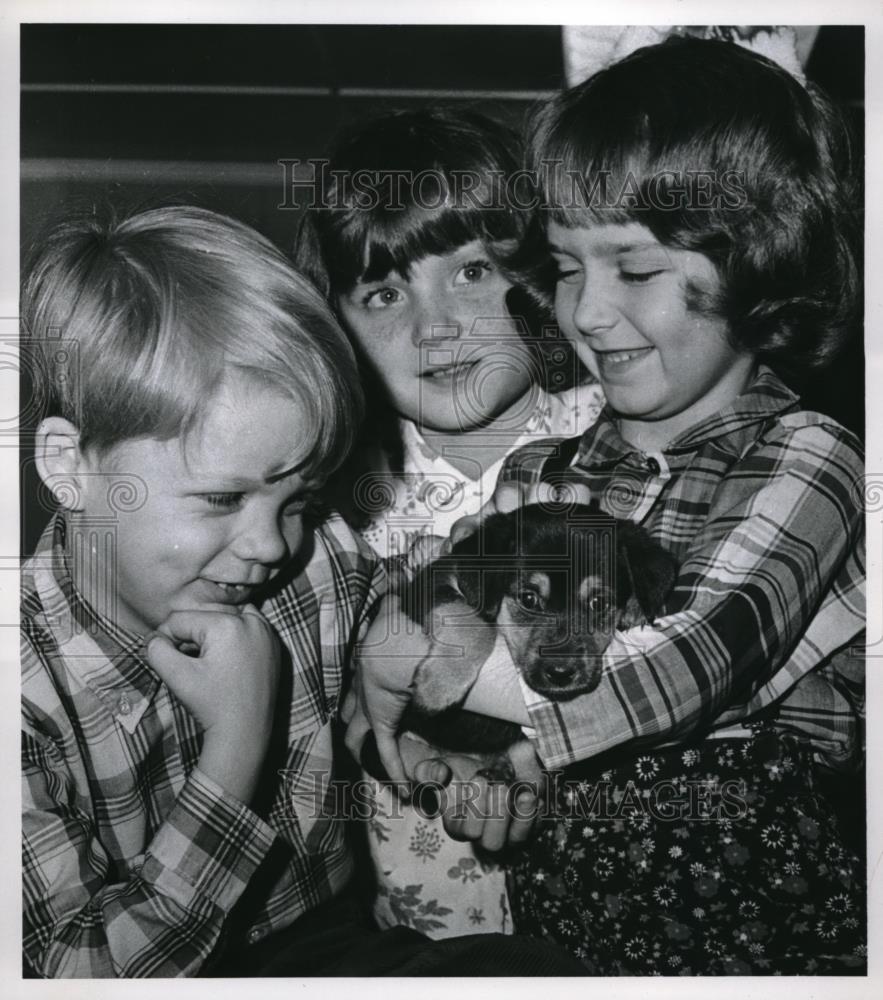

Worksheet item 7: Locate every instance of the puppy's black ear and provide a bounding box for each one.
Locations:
[616,525,678,629]
[450,509,520,558]
[450,510,520,619]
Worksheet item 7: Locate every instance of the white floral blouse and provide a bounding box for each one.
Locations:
[358,382,605,938]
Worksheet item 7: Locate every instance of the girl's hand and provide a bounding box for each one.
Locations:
[406,533,448,573]
[448,478,595,549]
[385,534,450,593]
[447,482,525,548]
[410,737,544,851]
[343,594,432,785]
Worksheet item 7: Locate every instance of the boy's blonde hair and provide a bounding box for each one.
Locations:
[23,205,361,481]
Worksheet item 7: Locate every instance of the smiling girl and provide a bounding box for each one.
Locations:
[349,39,866,973]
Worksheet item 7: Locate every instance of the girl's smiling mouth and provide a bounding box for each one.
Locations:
[421,358,480,381]
[593,346,655,377]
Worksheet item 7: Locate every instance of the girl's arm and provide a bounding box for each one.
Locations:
[349,420,863,775]
[479,419,865,770]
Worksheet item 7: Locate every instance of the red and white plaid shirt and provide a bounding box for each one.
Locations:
[22,511,384,977]
[498,368,865,771]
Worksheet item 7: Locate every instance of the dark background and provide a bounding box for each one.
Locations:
[20,24,866,554]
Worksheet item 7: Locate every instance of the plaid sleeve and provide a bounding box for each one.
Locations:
[23,717,276,978]
[523,420,864,769]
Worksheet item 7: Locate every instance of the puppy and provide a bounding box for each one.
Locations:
[364,503,678,781]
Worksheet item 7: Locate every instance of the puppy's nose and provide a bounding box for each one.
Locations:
[543,661,577,686]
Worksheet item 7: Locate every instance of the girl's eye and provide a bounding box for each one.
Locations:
[363,287,403,309]
[555,268,581,283]
[202,493,245,510]
[454,260,492,285]
[283,496,310,517]
[620,269,665,285]
[552,258,581,283]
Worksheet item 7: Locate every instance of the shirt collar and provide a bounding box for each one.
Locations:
[575,366,800,468]
[31,514,160,731]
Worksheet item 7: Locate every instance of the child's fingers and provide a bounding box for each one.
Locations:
[343,703,371,759]
[535,480,594,507]
[440,777,499,847]
[340,687,358,725]
[144,632,197,686]
[449,513,481,547]
[374,724,408,787]
[490,482,524,513]
[239,602,263,617]
[412,757,452,787]
[447,484,523,546]
[505,786,541,845]
[154,610,211,646]
[407,534,448,573]
[477,782,511,853]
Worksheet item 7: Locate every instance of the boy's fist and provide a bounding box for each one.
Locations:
[145,605,281,748]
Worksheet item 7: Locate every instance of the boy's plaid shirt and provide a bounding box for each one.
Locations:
[22,511,385,978]
[499,368,865,771]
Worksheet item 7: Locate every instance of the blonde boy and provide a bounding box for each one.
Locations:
[21,206,582,979]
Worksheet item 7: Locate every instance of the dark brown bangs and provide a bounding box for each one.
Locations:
[326,199,519,291]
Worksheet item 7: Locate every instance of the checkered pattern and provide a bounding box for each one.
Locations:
[498,368,865,771]
[22,512,384,977]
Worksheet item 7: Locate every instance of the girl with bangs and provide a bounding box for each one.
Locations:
[348,39,866,974]
[295,107,604,939]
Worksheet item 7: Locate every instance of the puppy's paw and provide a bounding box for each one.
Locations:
[411,644,483,714]
[411,609,496,715]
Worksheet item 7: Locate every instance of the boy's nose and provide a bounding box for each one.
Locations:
[232,514,298,566]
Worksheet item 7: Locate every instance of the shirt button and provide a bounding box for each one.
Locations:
[248,928,263,944]
[646,457,661,475]
[118,694,132,715]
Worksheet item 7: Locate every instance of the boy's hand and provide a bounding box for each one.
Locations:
[145,605,281,802]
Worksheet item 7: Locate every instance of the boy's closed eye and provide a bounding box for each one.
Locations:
[198,492,312,516]
[202,492,246,510]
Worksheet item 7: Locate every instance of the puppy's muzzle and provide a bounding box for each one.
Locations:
[521,632,607,699]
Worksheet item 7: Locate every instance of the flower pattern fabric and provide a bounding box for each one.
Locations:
[360,383,604,938]
[508,729,866,975]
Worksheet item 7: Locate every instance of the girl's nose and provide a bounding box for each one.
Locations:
[571,274,618,336]
[411,295,461,347]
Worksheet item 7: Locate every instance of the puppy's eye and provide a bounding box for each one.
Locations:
[587,595,613,619]
[517,590,542,611]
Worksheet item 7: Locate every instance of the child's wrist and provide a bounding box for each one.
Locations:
[200,725,270,803]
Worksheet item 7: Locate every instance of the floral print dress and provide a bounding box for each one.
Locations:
[358,382,604,938]
[508,728,866,975]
